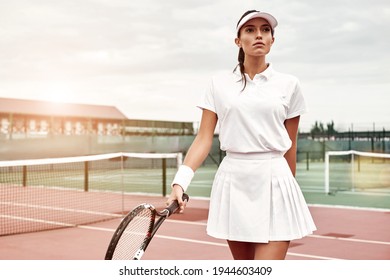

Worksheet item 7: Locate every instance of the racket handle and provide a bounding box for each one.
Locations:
[165,193,189,216]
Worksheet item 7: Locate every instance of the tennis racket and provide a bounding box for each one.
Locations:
[104,193,189,260]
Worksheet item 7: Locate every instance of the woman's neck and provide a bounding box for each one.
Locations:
[243,57,268,80]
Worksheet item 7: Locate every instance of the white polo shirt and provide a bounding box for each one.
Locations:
[198,64,307,154]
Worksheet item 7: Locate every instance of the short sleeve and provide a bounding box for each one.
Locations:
[197,78,216,113]
[286,80,307,119]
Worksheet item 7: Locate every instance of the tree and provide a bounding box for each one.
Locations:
[310,120,337,138]
[326,120,337,135]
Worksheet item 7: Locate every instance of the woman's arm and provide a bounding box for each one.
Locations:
[182,109,218,171]
[284,116,300,176]
[168,109,218,209]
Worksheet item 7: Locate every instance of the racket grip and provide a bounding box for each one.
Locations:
[166,193,189,216]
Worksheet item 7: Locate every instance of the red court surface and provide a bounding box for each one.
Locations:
[0,197,389,260]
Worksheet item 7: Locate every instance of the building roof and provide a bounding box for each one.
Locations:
[0,97,127,120]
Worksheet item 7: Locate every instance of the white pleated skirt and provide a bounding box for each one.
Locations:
[206,151,316,243]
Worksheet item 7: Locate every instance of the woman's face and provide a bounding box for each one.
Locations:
[235,17,274,58]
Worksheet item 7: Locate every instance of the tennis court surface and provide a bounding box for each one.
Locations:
[0,196,389,260]
[0,153,389,260]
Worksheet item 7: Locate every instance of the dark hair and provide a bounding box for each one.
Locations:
[234,10,274,91]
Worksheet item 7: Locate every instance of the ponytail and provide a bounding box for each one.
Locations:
[235,47,247,91]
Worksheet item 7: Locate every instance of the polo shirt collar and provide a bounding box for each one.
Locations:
[233,63,275,81]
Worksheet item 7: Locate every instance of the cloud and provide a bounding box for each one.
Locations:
[0,0,389,129]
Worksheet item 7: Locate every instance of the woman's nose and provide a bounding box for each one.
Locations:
[255,29,262,38]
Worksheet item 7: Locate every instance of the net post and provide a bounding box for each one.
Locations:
[176,152,183,166]
[120,154,125,216]
[306,152,309,171]
[162,158,167,197]
[324,152,330,194]
[22,165,27,187]
[84,161,89,192]
[351,152,355,192]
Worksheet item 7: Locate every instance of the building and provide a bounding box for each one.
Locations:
[0,97,194,140]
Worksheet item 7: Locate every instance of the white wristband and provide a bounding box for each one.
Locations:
[171,165,194,192]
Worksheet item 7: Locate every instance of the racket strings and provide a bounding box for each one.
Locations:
[112,207,154,260]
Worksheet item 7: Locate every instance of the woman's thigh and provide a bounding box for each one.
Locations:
[227,240,290,260]
[227,240,255,260]
[254,241,290,260]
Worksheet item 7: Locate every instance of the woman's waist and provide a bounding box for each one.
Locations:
[225,151,284,160]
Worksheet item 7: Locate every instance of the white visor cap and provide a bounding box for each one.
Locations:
[236,11,278,33]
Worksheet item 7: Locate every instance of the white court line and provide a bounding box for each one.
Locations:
[166,220,390,245]
[3,209,388,259]
[286,252,342,260]
[5,212,389,246]
[0,201,122,218]
[308,234,390,246]
[3,207,389,247]
[309,203,390,212]
[0,215,344,260]
[77,224,341,260]
[165,219,207,226]
[0,214,76,227]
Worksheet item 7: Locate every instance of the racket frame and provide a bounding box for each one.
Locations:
[105,194,189,260]
[104,203,156,260]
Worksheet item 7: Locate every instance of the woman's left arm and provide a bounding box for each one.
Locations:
[284,116,300,176]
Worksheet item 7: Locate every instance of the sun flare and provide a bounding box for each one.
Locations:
[41,83,74,103]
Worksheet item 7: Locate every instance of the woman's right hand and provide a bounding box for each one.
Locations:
[166,184,186,213]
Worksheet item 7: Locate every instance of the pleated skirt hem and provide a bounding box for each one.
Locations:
[206,153,316,243]
[206,230,314,243]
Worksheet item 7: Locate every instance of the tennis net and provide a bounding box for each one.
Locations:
[324,150,390,194]
[0,152,182,236]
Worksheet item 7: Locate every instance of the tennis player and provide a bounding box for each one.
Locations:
[167,10,316,260]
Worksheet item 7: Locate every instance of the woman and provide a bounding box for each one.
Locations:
[167,10,316,260]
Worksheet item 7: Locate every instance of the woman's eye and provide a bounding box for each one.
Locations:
[262,27,271,32]
[245,27,254,33]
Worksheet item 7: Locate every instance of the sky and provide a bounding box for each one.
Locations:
[0,0,389,132]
